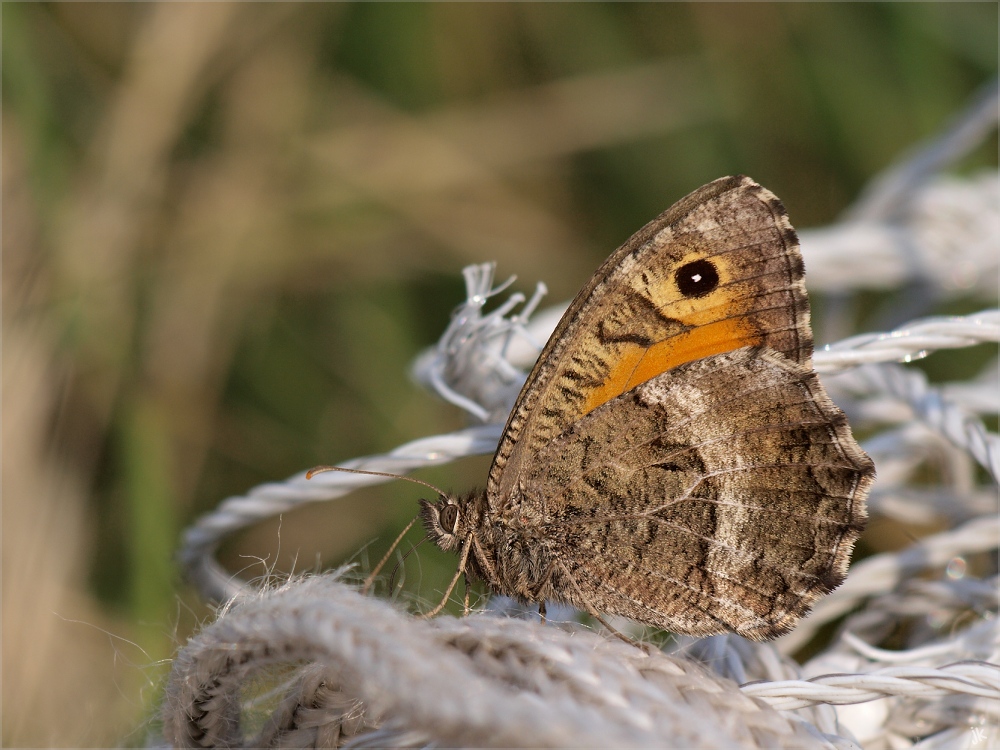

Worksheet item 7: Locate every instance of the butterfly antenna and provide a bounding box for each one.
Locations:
[305,465,449,498]
[388,536,427,594]
[420,532,474,619]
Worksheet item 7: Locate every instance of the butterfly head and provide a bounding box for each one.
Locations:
[418,495,464,553]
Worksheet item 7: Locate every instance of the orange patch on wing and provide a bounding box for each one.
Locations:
[582,317,761,415]
[581,346,646,417]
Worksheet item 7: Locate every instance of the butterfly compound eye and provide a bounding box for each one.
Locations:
[439,503,459,534]
[674,259,719,298]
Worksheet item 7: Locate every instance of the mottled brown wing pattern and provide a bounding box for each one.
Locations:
[488,176,809,511]
[524,347,873,640]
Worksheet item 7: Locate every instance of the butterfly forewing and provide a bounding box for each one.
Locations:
[488,176,811,510]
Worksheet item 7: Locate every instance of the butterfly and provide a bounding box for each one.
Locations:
[413,175,874,640]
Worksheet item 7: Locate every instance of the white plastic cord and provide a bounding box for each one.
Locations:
[814,310,999,373]
[743,662,1000,711]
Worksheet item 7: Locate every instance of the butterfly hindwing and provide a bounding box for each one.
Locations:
[524,347,873,640]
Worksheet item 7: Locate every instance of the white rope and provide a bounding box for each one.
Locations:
[804,78,999,295]
[170,309,1000,743]
[814,310,1000,372]
[844,78,999,223]
[798,171,1000,295]
[161,575,838,750]
[676,635,848,739]
[411,262,548,423]
[840,618,999,666]
[743,662,1000,711]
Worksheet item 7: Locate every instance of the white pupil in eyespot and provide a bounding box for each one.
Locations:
[691,273,702,282]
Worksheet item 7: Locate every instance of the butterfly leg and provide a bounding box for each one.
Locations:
[469,534,501,583]
[530,560,556,625]
[421,533,474,619]
[462,574,471,616]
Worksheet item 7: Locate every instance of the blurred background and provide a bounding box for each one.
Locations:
[3,3,996,745]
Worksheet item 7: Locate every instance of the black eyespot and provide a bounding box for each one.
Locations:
[674,259,719,298]
[439,504,459,534]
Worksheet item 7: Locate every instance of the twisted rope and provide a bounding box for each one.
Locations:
[833,362,1000,483]
[813,310,999,372]
[743,663,1000,711]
